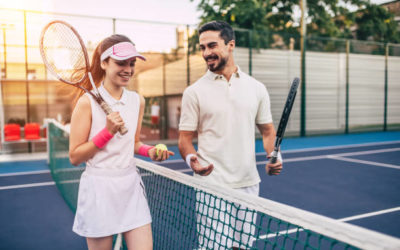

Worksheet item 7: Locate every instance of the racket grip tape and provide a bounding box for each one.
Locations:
[99,101,128,135]
[269,150,279,164]
[269,150,283,164]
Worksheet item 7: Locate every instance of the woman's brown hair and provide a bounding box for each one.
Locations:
[71,34,134,105]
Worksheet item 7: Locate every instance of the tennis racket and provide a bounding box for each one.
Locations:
[39,20,128,135]
[269,77,300,166]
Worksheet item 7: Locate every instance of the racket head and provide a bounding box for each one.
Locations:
[39,20,90,85]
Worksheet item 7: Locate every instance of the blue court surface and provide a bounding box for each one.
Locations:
[0,131,399,249]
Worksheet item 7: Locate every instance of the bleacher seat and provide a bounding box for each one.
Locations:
[4,123,21,141]
[24,123,41,140]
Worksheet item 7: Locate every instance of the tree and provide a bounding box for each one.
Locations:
[191,0,400,46]
[354,4,400,43]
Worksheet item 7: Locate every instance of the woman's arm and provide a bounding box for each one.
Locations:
[69,95,123,166]
[69,95,98,166]
[134,95,146,154]
[134,96,173,161]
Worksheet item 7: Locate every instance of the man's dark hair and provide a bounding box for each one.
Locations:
[198,21,235,44]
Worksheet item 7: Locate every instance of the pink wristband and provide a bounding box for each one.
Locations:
[138,145,153,157]
[92,128,114,149]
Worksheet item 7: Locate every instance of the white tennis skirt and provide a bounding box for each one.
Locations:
[72,165,152,238]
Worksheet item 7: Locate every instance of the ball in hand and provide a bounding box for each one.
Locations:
[155,144,168,157]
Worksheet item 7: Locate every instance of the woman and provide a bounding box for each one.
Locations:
[69,34,172,250]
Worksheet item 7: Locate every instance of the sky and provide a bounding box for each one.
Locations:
[0,0,395,54]
[0,0,392,25]
[0,0,202,25]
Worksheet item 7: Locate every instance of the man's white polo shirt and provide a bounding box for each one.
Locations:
[179,67,273,188]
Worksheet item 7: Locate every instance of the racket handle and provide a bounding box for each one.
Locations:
[99,101,128,135]
[269,150,279,164]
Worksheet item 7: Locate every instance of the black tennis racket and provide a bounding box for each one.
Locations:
[269,77,300,167]
[39,20,128,135]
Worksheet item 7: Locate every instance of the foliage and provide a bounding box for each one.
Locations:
[355,4,400,43]
[190,0,400,46]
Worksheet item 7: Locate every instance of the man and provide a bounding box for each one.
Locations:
[178,21,283,249]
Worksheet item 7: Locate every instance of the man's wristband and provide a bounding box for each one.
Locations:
[268,151,283,163]
[185,153,196,168]
[277,151,283,163]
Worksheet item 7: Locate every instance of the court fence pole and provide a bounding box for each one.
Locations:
[186,25,190,86]
[161,53,168,139]
[345,40,350,134]
[300,0,307,137]
[248,30,252,76]
[24,11,30,124]
[24,10,32,152]
[2,27,6,79]
[383,43,388,131]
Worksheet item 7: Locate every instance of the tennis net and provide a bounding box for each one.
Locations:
[47,119,400,250]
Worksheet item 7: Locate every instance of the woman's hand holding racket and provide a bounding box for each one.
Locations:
[105,112,125,135]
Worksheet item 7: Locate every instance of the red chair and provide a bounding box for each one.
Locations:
[24,123,41,140]
[4,123,21,141]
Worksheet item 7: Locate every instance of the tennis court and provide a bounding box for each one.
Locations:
[1,123,399,249]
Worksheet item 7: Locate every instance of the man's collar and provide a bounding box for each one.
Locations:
[206,66,242,81]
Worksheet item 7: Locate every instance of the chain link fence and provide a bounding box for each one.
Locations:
[1,8,399,145]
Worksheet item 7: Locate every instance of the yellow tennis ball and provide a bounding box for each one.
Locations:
[155,144,168,156]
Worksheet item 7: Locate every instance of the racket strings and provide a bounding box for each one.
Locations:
[41,23,87,84]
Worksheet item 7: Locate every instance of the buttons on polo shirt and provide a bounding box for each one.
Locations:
[214,75,224,80]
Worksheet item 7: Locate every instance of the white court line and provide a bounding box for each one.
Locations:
[334,147,400,157]
[328,156,400,170]
[178,168,192,173]
[0,152,47,163]
[256,140,400,156]
[257,147,400,165]
[1,141,398,176]
[338,207,400,222]
[0,179,79,190]
[3,145,398,178]
[165,145,400,165]
[0,181,55,190]
[163,140,400,163]
[0,170,50,177]
[255,140,400,156]
[156,159,184,164]
[261,206,400,240]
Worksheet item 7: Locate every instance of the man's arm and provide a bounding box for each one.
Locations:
[178,131,214,176]
[256,123,283,175]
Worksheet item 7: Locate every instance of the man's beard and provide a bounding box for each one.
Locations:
[206,54,227,72]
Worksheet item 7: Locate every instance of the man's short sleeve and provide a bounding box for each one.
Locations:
[256,83,273,124]
[179,87,199,131]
